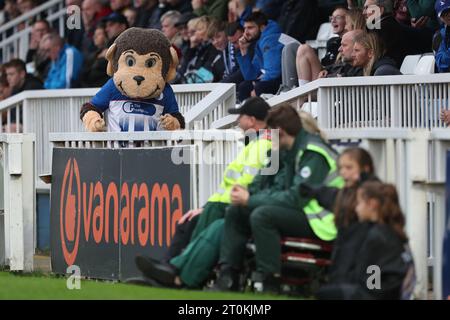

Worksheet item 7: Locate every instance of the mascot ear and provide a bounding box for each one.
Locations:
[166,46,179,82]
[105,43,117,77]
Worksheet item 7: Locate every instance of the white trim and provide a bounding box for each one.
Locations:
[65,47,74,89]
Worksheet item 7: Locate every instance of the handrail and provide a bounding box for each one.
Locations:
[216,73,450,129]
[0,83,228,110]
[0,0,64,34]
[49,130,243,142]
[184,83,235,127]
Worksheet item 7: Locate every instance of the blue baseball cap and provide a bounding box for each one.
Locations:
[436,0,450,17]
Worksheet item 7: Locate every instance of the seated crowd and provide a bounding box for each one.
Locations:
[0,0,446,104]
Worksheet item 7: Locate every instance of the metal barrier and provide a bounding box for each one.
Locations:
[0,83,235,188]
[0,134,35,272]
[0,0,66,63]
[216,74,450,130]
[49,130,244,209]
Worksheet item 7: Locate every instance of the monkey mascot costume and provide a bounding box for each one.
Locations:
[80,28,184,132]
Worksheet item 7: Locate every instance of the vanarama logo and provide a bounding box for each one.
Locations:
[59,158,183,266]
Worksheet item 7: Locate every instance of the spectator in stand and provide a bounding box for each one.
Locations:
[103,12,129,45]
[363,0,432,68]
[436,1,450,126]
[227,0,252,25]
[221,21,245,83]
[295,6,348,87]
[17,0,37,15]
[208,20,241,82]
[174,17,199,83]
[351,32,401,76]
[192,0,228,21]
[236,12,285,101]
[41,32,83,89]
[4,0,20,21]
[79,24,109,88]
[2,59,42,132]
[81,0,112,56]
[26,19,51,82]
[277,0,319,43]
[159,0,193,15]
[175,12,197,58]
[408,0,440,31]
[393,0,411,25]
[110,0,133,14]
[347,0,364,9]
[4,59,43,95]
[435,0,450,73]
[318,29,364,78]
[346,8,366,31]
[182,16,224,83]
[123,6,138,27]
[134,0,161,28]
[161,10,183,48]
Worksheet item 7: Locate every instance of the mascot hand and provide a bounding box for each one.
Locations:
[161,114,180,131]
[83,111,106,132]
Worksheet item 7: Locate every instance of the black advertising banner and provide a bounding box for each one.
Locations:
[50,147,190,281]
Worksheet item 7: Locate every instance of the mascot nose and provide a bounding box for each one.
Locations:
[133,75,145,86]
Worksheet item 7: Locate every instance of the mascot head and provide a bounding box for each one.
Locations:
[105,28,179,99]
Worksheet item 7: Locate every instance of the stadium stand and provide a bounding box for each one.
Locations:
[0,0,449,300]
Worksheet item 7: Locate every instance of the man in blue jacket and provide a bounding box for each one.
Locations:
[435,0,450,73]
[435,0,450,125]
[236,12,284,102]
[42,32,83,89]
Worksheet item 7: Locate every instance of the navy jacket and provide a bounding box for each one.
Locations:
[436,25,450,73]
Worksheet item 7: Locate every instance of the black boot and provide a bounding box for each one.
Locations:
[209,265,241,292]
[135,255,181,288]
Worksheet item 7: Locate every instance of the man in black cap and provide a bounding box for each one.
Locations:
[175,12,197,58]
[135,97,273,289]
[103,12,129,45]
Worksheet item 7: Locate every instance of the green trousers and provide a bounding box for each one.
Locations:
[170,219,224,288]
[220,205,317,276]
[190,201,228,241]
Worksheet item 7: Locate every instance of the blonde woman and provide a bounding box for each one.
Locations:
[345,8,366,32]
[351,32,401,76]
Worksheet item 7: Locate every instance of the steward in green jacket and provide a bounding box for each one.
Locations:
[214,103,344,293]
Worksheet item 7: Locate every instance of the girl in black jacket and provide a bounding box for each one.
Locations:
[318,181,415,300]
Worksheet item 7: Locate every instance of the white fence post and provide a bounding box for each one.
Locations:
[0,134,35,272]
[406,130,430,299]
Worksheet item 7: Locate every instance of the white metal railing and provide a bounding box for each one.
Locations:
[184,83,236,130]
[216,74,450,131]
[0,0,66,63]
[49,130,244,209]
[0,83,235,188]
[324,127,449,300]
[0,134,35,272]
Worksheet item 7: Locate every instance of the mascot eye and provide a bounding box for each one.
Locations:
[145,58,157,68]
[125,56,136,67]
